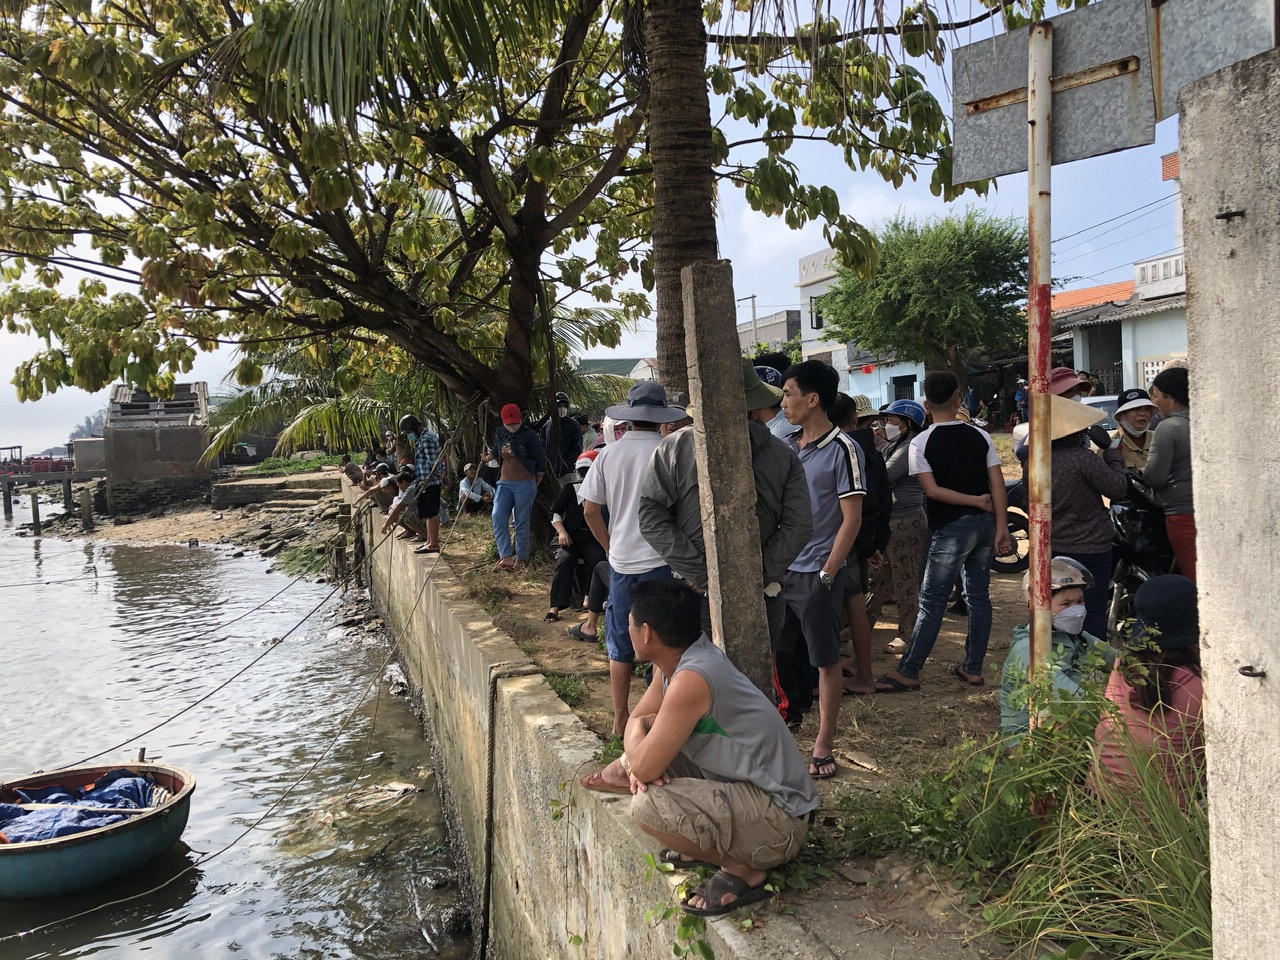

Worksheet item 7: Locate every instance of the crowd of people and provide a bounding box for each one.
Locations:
[343,355,1202,917]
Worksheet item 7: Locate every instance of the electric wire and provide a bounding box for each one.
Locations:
[1050,193,1175,245]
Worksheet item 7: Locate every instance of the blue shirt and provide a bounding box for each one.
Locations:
[413,431,446,487]
[785,423,866,573]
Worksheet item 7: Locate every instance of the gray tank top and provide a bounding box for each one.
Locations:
[665,636,819,817]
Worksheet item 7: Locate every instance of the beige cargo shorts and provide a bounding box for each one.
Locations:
[629,757,810,870]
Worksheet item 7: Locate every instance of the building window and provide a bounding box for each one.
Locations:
[1162,261,1171,279]
[1175,258,1184,276]
[1140,266,1148,283]
[810,304,824,330]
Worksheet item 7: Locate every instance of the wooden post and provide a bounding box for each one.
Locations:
[682,260,773,696]
[80,488,93,529]
[62,478,74,511]
[2,482,11,520]
[29,493,40,536]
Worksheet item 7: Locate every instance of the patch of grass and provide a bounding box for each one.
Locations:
[244,455,344,476]
[274,543,325,577]
[991,433,1018,470]
[546,672,588,707]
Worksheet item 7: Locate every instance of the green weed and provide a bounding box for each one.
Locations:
[546,672,587,707]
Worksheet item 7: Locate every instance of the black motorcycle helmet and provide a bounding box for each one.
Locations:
[398,414,421,435]
[554,391,570,406]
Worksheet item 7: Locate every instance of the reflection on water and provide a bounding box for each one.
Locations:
[0,536,470,959]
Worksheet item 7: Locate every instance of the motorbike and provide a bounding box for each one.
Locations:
[1105,473,1178,643]
[991,478,1030,574]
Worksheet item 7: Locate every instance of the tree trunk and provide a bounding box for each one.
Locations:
[646,0,718,396]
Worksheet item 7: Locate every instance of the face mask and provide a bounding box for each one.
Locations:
[407,433,418,443]
[1120,418,1146,437]
[1052,605,1088,635]
[884,423,901,442]
[558,406,569,417]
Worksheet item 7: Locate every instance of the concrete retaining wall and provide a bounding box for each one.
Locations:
[354,498,829,959]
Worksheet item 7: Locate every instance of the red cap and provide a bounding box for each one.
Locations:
[500,403,522,426]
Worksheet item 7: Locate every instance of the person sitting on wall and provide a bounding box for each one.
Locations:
[999,556,1117,743]
[579,580,819,917]
[381,465,431,542]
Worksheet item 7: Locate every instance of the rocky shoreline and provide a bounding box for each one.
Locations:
[15,469,350,582]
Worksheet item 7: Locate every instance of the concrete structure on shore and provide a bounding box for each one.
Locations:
[103,383,211,514]
[351,490,836,959]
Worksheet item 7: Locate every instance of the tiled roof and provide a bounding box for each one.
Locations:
[1162,152,1180,182]
[1050,281,1135,314]
[1057,293,1186,330]
[576,358,645,377]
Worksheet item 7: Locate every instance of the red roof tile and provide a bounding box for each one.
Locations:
[1051,281,1135,314]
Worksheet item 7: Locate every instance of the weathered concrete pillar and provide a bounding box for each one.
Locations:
[29,493,40,536]
[80,488,93,529]
[62,478,73,511]
[1181,46,1280,958]
[682,260,772,695]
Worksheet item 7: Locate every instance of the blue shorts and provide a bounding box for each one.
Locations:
[604,564,673,663]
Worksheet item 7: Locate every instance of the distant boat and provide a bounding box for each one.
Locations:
[0,763,195,899]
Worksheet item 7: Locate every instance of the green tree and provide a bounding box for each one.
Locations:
[0,0,648,409]
[819,209,1029,381]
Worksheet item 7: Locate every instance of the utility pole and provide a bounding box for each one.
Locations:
[737,294,758,349]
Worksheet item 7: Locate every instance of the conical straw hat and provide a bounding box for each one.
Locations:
[1049,393,1105,441]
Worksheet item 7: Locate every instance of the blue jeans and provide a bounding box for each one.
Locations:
[604,564,673,663]
[898,513,996,680]
[492,479,537,561]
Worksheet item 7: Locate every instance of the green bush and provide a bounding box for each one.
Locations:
[244,454,344,475]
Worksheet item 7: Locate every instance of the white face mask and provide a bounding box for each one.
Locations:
[1119,418,1146,437]
[1052,605,1088,636]
[884,423,901,441]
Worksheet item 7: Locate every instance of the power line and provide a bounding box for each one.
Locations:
[1051,196,1176,255]
[1053,220,1174,267]
[1050,193,1175,245]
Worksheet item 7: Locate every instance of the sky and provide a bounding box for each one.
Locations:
[0,2,1184,453]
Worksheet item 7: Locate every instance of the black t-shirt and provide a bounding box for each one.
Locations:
[551,481,592,543]
[908,421,1000,530]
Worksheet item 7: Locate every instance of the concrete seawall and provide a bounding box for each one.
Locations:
[355,502,831,959]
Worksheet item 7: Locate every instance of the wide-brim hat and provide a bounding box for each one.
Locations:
[1049,366,1087,396]
[604,381,688,423]
[851,394,877,421]
[1115,388,1157,416]
[1050,393,1105,441]
[742,358,783,412]
[1130,575,1198,650]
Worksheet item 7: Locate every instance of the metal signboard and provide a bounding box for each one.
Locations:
[951,0,1279,184]
[1148,0,1278,120]
[953,0,1155,184]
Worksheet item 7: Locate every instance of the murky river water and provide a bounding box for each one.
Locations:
[0,499,471,959]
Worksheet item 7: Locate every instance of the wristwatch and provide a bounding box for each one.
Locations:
[819,570,834,589]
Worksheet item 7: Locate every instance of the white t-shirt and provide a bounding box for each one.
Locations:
[577,429,666,574]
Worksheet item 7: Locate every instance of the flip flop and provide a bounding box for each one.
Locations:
[543,611,560,623]
[414,544,439,554]
[658,848,716,870]
[952,664,985,687]
[567,624,596,642]
[682,869,774,917]
[874,674,921,694]
[808,755,837,779]
[578,769,629,795]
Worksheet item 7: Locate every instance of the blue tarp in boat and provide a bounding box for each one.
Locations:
[0,769,155,844]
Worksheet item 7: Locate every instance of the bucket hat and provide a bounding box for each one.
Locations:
[851,394,877,421]
[742,359,784,412]
[1115,388,1157,416]
[1049,367,1088,396]
[604,381,688,424]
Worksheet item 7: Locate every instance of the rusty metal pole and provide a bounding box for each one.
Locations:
[1027,21,1054,679]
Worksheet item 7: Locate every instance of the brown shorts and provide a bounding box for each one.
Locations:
[630,756,811,870]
